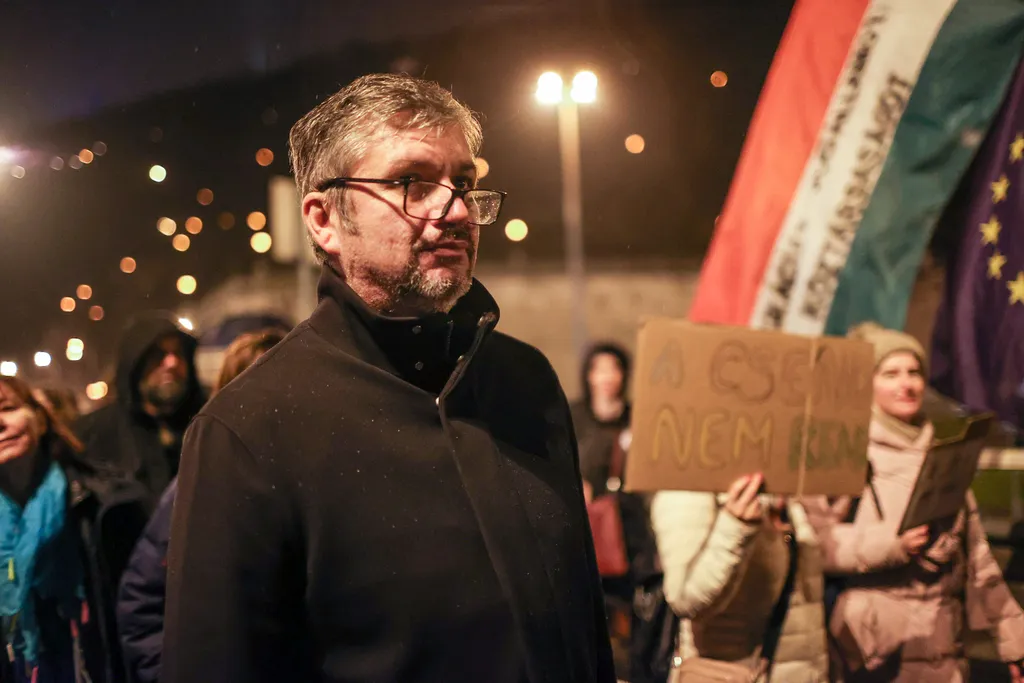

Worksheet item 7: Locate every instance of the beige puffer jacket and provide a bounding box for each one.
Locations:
[803,418,1024,682]
[651,492,829,683]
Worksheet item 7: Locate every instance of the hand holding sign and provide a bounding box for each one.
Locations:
[724,473,764,523]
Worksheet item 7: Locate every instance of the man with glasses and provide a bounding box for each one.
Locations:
[161,74,616,683]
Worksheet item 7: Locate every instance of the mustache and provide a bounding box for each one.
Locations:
[414,228,474,253]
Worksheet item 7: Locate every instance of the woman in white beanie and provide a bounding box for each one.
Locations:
[805,322,1024,682]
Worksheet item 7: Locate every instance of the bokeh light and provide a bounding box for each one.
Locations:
[178,317,194,331]
[570,71,598,104]
[60,297,76,313]
[120,257,137,274]
[196,188,214,206]
[504,219,529,242]
[247,211,267,230]
[176,275,197,295]
[217,212,235,229]
[79,149,94,164]
[710,70,729,88]
[67,338,84,353]
[149,164,167,182]
[76,284,92,300]
[475,158,490,179]
[50,157,64,171]
[625,134,646,154]
[185,217,203,235]
[256,148,275,166]
[34,352,51,368]
[0,362,17,377]
[93,141,108,156]
[86,381,109,401]
[10,166,25,179]
[68,155,83,170]
[89,305,105,321]
[250,232,273,254]
[172,234,191,252]
[66,348,83,362]
[157,217,177,236]
[536,72,564,104]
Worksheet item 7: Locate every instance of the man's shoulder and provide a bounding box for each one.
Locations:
[484,330,555,372]
[479,330,563,394]
[75,401,124,438]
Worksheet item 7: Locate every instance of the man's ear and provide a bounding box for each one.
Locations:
[303,192,343,260]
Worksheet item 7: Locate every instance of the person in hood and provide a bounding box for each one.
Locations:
[161,73,614,683]
[76,313,205,503]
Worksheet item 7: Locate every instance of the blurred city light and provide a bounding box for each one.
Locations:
[86,381,108,401]
[66,348,83,362]
[196,188,214,206]
[67,338,84,353]
[185,217,203,235]
[34,352,51,368]
[536,72,564,104]
[178,317,194,331]
[79,149,94,164]
[177,275,197,295]
[0,147,16,165]
[149,164,167,182]
[120,257,137,274]
[93,141,108,156]
[49,157,64,171]
[172,234,191,252]
[10,166,25,179]
[247,211,267,230]
[570,71,598,104]
[504,219,529,242]
[250,232,273,253]
[475,157,490,179]
[60,297,76,313]
[76,284,92,300]
[89,305,104,321]
[217,212,235,229]
[68,155,83,170]
[625,134,646,154]
[710,70,729,88]
[256,148,275,166]
[0,361,17,377]
[157,217,177,236]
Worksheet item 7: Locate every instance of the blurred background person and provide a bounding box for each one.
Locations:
[76,313,206,505]
[116,328,287,683]
[0,375,146,683]
[32,388,82,429]
[650,472,828,682]
[806,323,1024,683]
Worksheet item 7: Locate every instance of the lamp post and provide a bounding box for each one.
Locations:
[536,70,597,366]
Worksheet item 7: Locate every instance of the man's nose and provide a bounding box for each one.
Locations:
[443,193,470,223]
[162,353,183,370]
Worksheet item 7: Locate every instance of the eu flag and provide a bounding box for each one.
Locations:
[931,58,1024,433]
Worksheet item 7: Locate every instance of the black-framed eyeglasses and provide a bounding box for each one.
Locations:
[316,176,507,226]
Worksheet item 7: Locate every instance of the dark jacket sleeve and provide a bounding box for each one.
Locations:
[117,479,177,683]
[160,415,298,683]
[560,393,618,683]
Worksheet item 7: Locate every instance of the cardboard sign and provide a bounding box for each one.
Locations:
[624,319,874,496]
[898,415,994,534]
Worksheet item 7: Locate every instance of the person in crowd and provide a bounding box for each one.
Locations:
[650,470,829,682]
[116,328,286,683]
[76,313,205,505]
[804,322,1024,682]
[0,376,148,683]
[570,343,649,676]
[161,73,615,683]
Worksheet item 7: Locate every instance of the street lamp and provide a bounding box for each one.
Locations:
[536,70,597,365]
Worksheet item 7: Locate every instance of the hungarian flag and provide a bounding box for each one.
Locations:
[689,0,1024,336]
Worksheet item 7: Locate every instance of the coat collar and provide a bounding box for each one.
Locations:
[308,264,500,393]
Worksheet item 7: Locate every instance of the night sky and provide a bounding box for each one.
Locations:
[0,0,795,390]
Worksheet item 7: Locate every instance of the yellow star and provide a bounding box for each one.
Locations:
[992,174,1010,203]
[1012,133,1024,162]
[981,216,1002,245]
[988,251,1007,279]
[1010,272,1024,305]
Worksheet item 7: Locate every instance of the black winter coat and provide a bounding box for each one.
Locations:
[161,265,616,683]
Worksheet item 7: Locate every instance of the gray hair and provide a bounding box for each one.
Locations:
[288,73,483,264]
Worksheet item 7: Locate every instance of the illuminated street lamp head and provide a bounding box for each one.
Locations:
[34,352,52,368]
[0,361,17,377]
[570,71,598,104]
[536,72,564,105]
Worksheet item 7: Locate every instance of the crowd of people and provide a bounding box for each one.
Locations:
[1,72,1022,683]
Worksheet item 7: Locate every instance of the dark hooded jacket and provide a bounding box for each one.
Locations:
[75,314,205,504]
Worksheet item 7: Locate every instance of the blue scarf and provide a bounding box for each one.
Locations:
[0,461,84,669]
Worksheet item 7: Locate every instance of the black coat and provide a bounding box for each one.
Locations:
[161,265,616,683]
[76,314,205,504]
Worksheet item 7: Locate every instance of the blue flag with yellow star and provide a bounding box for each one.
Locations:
[931,58,1024,431]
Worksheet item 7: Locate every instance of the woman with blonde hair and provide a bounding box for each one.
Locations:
[806,322,1024,682]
